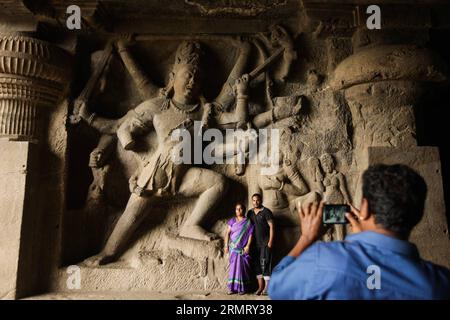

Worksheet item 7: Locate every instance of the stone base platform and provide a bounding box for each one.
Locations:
[25,291,269,300]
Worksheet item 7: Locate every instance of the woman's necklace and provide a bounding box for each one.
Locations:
[171,99,199,114]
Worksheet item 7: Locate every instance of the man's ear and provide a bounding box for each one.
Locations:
[360,198,371,220]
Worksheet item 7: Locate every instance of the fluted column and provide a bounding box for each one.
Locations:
[0,34,72,299]
[0,34,72,141]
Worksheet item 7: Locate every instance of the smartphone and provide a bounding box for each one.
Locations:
[323,204,350,224]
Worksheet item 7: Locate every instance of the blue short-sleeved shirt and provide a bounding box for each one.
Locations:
[268,231,450,300]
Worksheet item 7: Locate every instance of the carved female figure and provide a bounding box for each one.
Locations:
[319,153,351,240]
[320,153,350,205]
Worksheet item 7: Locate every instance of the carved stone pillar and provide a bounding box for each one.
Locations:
[330,43,448,210]
[331,44,450,267]
[0,34,72,141]
[331,44,447,150]
[0,34,72,299]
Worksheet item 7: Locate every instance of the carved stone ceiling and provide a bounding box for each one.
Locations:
[0,0,449,33]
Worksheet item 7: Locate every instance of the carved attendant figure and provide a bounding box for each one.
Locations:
[320,153,350,204]
[319,153,351,240]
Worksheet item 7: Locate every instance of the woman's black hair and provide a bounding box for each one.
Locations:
[235,201,246,213]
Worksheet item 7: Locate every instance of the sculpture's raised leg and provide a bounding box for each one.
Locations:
[178,167,228,241]
[84,166,228,266]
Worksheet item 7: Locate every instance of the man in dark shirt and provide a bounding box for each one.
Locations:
[247,193,274,295]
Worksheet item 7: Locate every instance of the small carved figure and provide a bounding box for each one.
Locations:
[318,153,351,241]
[320,153,350,205]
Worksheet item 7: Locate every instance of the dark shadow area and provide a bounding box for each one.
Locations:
[422,28,450,232]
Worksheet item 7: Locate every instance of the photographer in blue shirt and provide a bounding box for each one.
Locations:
[269,164,450,299]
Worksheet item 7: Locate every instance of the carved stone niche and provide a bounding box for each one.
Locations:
[330,44,447,150]
[0,34,72,141]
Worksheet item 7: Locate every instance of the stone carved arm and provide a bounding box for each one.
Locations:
[218,93,301,130]
[116,106,155,151]
[216,96,302,130]
[251,109,274,129]
[77,100,127,134]
[233,74,250,128]
[116,37,161,100]
[250,96,303,129]
[89,134,117,168]
[214,74,250,129]
[214,37,251,110]
[282,160,309,196]
[79,100,157,138]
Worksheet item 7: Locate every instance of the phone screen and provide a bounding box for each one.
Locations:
[323,204,350,224]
